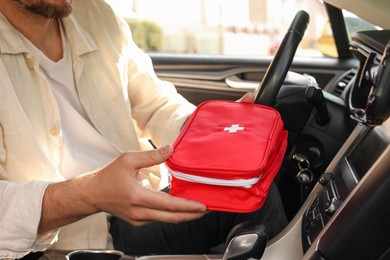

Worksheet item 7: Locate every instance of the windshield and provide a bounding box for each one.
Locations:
[342,10,382,40]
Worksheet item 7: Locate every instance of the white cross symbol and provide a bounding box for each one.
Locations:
[224,124,245,133]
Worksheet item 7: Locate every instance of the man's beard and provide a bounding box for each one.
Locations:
[13,0,73,19]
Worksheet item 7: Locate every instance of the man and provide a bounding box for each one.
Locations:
[0,0,287,258]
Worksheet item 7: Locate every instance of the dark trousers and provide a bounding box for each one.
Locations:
[109,182,287,256]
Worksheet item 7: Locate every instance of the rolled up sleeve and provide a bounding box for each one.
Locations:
[126,41,196,147]
[113,15,195,148]
[0,180,59,259]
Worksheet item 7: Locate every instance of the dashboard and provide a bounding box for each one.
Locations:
[252,29,390,260]
[301,30,390,260]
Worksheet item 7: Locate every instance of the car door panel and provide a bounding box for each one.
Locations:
[150,53,359,105]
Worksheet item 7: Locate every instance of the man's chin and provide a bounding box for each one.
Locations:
[25,2,73,19]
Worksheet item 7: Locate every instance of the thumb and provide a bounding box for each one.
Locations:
[128,145,174,170]
[236,92,255,103]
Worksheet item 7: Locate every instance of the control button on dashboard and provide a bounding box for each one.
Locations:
[325,197,342,214]
[319,171,334,185]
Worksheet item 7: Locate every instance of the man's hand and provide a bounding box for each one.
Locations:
[236,92,255,103]
[38,146,206,234]
[88,145,206,226]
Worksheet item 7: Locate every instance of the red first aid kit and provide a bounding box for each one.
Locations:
[166,100,288,213]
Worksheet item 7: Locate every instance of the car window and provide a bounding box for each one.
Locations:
[106,0,331,58]
[342,10,382,40]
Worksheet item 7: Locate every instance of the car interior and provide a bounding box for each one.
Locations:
[63,0,390,259]
[131,0,390,260]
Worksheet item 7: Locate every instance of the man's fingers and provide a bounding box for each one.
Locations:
[125,145,174,170]
[136,188,206,213]
[123,204,207,226]
[236,92,255,103]
[117,188,207,226]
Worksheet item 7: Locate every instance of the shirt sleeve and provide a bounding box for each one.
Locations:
[0,180,59,259]
[119,17,196,147]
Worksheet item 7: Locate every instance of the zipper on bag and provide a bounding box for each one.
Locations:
[168,169,261,188]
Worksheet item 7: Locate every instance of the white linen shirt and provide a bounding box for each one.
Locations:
[0,0,195,258]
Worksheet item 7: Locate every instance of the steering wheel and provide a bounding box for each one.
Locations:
[254,10,310,106]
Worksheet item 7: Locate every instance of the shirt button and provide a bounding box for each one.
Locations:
[26,58,35,69]
[49,128,60,137]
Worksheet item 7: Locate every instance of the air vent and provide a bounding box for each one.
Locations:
[333,70,356,97]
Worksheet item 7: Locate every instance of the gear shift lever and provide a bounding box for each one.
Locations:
[222,221,268,260]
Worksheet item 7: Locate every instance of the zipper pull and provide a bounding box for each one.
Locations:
[168,172,172,189]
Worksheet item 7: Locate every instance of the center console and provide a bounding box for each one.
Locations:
[302,122,388,250]
[302,122,390,259]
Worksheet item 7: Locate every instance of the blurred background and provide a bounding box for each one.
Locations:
[105,0,333,57]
